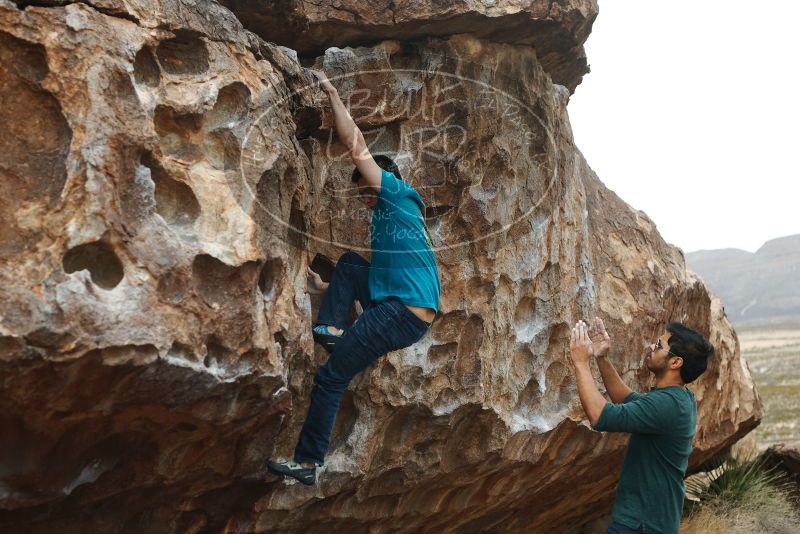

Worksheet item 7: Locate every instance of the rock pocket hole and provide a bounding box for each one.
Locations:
[24,328,75,350]
[142,154,200,226]
[62,241,124,289]
[204,337,230,368]
[153,106,204,162]
[258,258,282,298]
[157,269,189,303]
[254,165,297,231]
[514,297,548,344]
[0,31,71,255]
[456,315,484,361]
[156,31,209,76]
[205,82,251,130]
[133,46,161,87]
[515,376,543,412]
[168,341,195,362]
[1,31,48,83]
[545,361,573,406]
[428,342,458,366]
[154,105,204,137]
[286,198,306,250]
[202,129,241,170]
[192,254,258,306]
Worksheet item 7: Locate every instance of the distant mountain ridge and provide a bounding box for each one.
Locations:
[686,234,800,323]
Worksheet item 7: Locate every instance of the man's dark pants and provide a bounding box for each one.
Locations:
[606,521,645,534]
[294,251,431,466]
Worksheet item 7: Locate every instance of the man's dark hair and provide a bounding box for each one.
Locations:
[351,155,402,183]
[666,322,713,384]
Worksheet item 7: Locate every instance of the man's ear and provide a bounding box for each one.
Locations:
[670,356,684,370]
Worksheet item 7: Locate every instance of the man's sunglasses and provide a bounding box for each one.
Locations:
[654,338,681,359]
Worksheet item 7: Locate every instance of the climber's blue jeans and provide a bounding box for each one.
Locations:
[315,251,372,331]
[295,252,431,466]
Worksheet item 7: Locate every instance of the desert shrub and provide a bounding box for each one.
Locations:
[682,450,799,534]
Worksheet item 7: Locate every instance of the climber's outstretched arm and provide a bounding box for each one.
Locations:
[589,317,632,404]
[595,357,632,404]
[570,321,607,427]
[312,70,382,190]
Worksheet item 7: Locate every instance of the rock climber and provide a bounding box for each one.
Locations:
[569,317,713,534]
[267,70,441,485]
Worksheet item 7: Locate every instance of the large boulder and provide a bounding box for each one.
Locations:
[220,0,598,92]
[0,0,759,531]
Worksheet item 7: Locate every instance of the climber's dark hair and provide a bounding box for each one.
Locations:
[666,322,713,384]
[351,155,402,183]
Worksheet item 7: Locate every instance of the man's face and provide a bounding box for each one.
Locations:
[356,178,378,209]
[645,332,676,374]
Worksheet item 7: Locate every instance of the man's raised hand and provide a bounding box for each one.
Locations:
[306,266,327,295]
[588,316,611,358]
[310,69,337,94]
[570,320,594,365]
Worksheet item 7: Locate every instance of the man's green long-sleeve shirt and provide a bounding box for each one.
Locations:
[594,386,697,534]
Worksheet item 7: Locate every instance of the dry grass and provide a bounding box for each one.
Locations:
[682,488,799,533]
[681,445,800,533]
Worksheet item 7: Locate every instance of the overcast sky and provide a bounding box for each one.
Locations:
[568,1,799,253]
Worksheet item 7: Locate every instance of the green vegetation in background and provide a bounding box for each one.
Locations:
[736,318,800,447]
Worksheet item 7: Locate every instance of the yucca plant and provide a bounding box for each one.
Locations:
[684,451,792,515]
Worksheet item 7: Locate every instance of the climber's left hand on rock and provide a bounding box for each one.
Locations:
[588,316,611,358]
[310,69,337,94]
[306,266,328,294]
[569,320,594,365]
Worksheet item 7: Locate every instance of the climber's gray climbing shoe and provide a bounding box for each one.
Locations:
[267,459,317,486]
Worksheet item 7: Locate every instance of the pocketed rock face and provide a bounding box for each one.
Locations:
[0,1,758,533]
[0,0,316,530]
[220,0,598,92]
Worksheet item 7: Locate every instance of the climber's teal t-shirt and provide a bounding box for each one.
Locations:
[368,170,440,312]
[595,386,698,534]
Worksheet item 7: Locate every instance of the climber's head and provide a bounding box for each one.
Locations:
[645,322,713,384]
[352,155,402,209]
